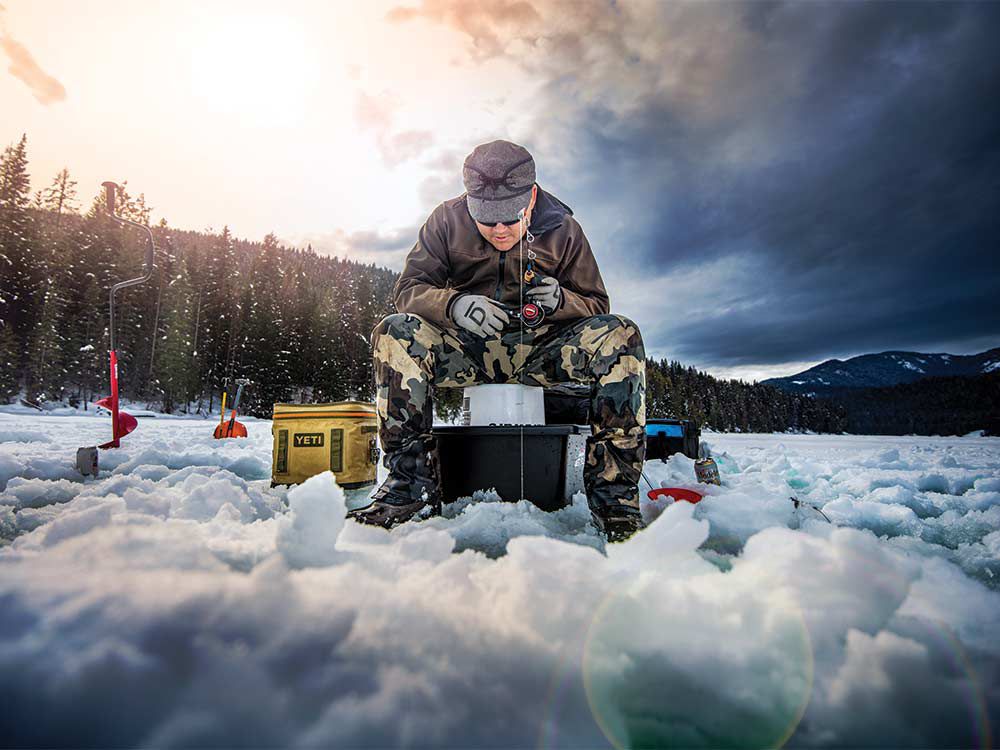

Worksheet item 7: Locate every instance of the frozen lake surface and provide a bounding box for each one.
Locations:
[1,411,998,747]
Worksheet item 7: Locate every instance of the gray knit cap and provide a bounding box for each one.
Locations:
[462,140,536,224]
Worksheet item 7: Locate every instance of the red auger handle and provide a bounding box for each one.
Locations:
[109,349,120,448]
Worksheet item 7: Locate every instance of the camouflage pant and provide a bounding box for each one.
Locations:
[372,312,646,512]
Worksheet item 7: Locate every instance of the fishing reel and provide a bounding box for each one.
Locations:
[500,301,546,329]
[500,260,548,329]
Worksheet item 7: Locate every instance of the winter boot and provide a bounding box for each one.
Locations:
[583,424,645,543]
[348,498,438,529]
[590,505,644,543]
[585,464,644,542]
[348,434,442,529]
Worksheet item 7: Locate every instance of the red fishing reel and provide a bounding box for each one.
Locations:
[501,302,546,329]
[519,301,545,328]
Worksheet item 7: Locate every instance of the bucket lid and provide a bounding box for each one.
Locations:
[272,401,375,419]
[433,425,587,436]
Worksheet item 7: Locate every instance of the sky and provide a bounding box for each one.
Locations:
[2,0,998,382]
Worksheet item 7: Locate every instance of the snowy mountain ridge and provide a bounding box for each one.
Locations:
[763,347,1000,396]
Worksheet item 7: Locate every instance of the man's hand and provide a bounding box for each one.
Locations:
[450,294,510,337]
[525,276,561,312]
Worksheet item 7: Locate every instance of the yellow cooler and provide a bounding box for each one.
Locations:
[271,402,379,487]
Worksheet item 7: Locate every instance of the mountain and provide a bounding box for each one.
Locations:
[762,347,1000,396]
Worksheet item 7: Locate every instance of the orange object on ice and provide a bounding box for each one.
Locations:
[214,380,249,439]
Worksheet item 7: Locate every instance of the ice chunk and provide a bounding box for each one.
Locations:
[42,502,115,547]
[276,471,345,568]
[0,429,52,443]
[0,478,85,509]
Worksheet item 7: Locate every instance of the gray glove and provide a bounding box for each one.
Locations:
[450,294,510,337]
[525,276,561,312]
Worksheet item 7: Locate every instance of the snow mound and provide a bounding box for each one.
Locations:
[276,471,346,568]
[0,429,52,443]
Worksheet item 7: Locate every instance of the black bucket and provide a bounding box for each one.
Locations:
[433,425,588,512]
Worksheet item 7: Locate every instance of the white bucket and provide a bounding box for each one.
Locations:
[463,384,546,426]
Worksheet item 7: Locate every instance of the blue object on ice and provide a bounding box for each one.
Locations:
[646,423,684,437]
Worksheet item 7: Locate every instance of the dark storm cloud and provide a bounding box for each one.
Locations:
[625,1,1000,366]
[393,0,1000,370]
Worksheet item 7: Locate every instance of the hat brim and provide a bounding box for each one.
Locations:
[466,192,533,225]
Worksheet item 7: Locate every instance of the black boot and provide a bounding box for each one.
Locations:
[348,498,438,529]
[590,505,644,543]
[348,435,442,529]
[585,464,644,542]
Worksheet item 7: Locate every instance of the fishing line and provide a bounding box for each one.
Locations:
[519,209,525,503]
[515,207,536,503]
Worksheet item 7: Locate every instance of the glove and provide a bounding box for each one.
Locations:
[525,276,561,312]
[450,294,510,337]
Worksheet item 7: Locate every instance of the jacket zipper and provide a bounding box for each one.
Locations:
[493,251,506,301]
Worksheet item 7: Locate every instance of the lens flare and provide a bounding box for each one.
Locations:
[580,576,814,749]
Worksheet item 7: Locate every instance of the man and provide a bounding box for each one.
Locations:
[349,140,646,542]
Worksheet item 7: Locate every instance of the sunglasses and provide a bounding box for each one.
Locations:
[479,217,522,227]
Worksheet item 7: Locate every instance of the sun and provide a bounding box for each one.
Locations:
[186,11,316,126]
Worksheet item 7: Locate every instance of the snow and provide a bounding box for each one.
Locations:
[276,471,346,568]
[1,414,999,747]
[901,360,925,372]
[0,427,52,443]
[984,360,1000,373]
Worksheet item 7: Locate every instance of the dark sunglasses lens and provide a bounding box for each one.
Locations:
[475,215,521,226]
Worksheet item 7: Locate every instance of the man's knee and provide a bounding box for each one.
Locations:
[371,312,434,347]
[584,313,644,355]
[587,313,641,332]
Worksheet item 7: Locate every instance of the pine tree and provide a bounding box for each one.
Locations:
[0,323,19,402]
[237,233,291,413]
[0,134,38,380]
[39,168,78,229]
[155,265,196,413]
[24,281,66,402]
[59,218,108,408]
[199,226,238,410]
[21,168,82,400]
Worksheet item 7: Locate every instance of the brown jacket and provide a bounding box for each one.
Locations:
[394,188,610,328]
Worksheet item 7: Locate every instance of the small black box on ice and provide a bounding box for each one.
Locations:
[645,418,700,462]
